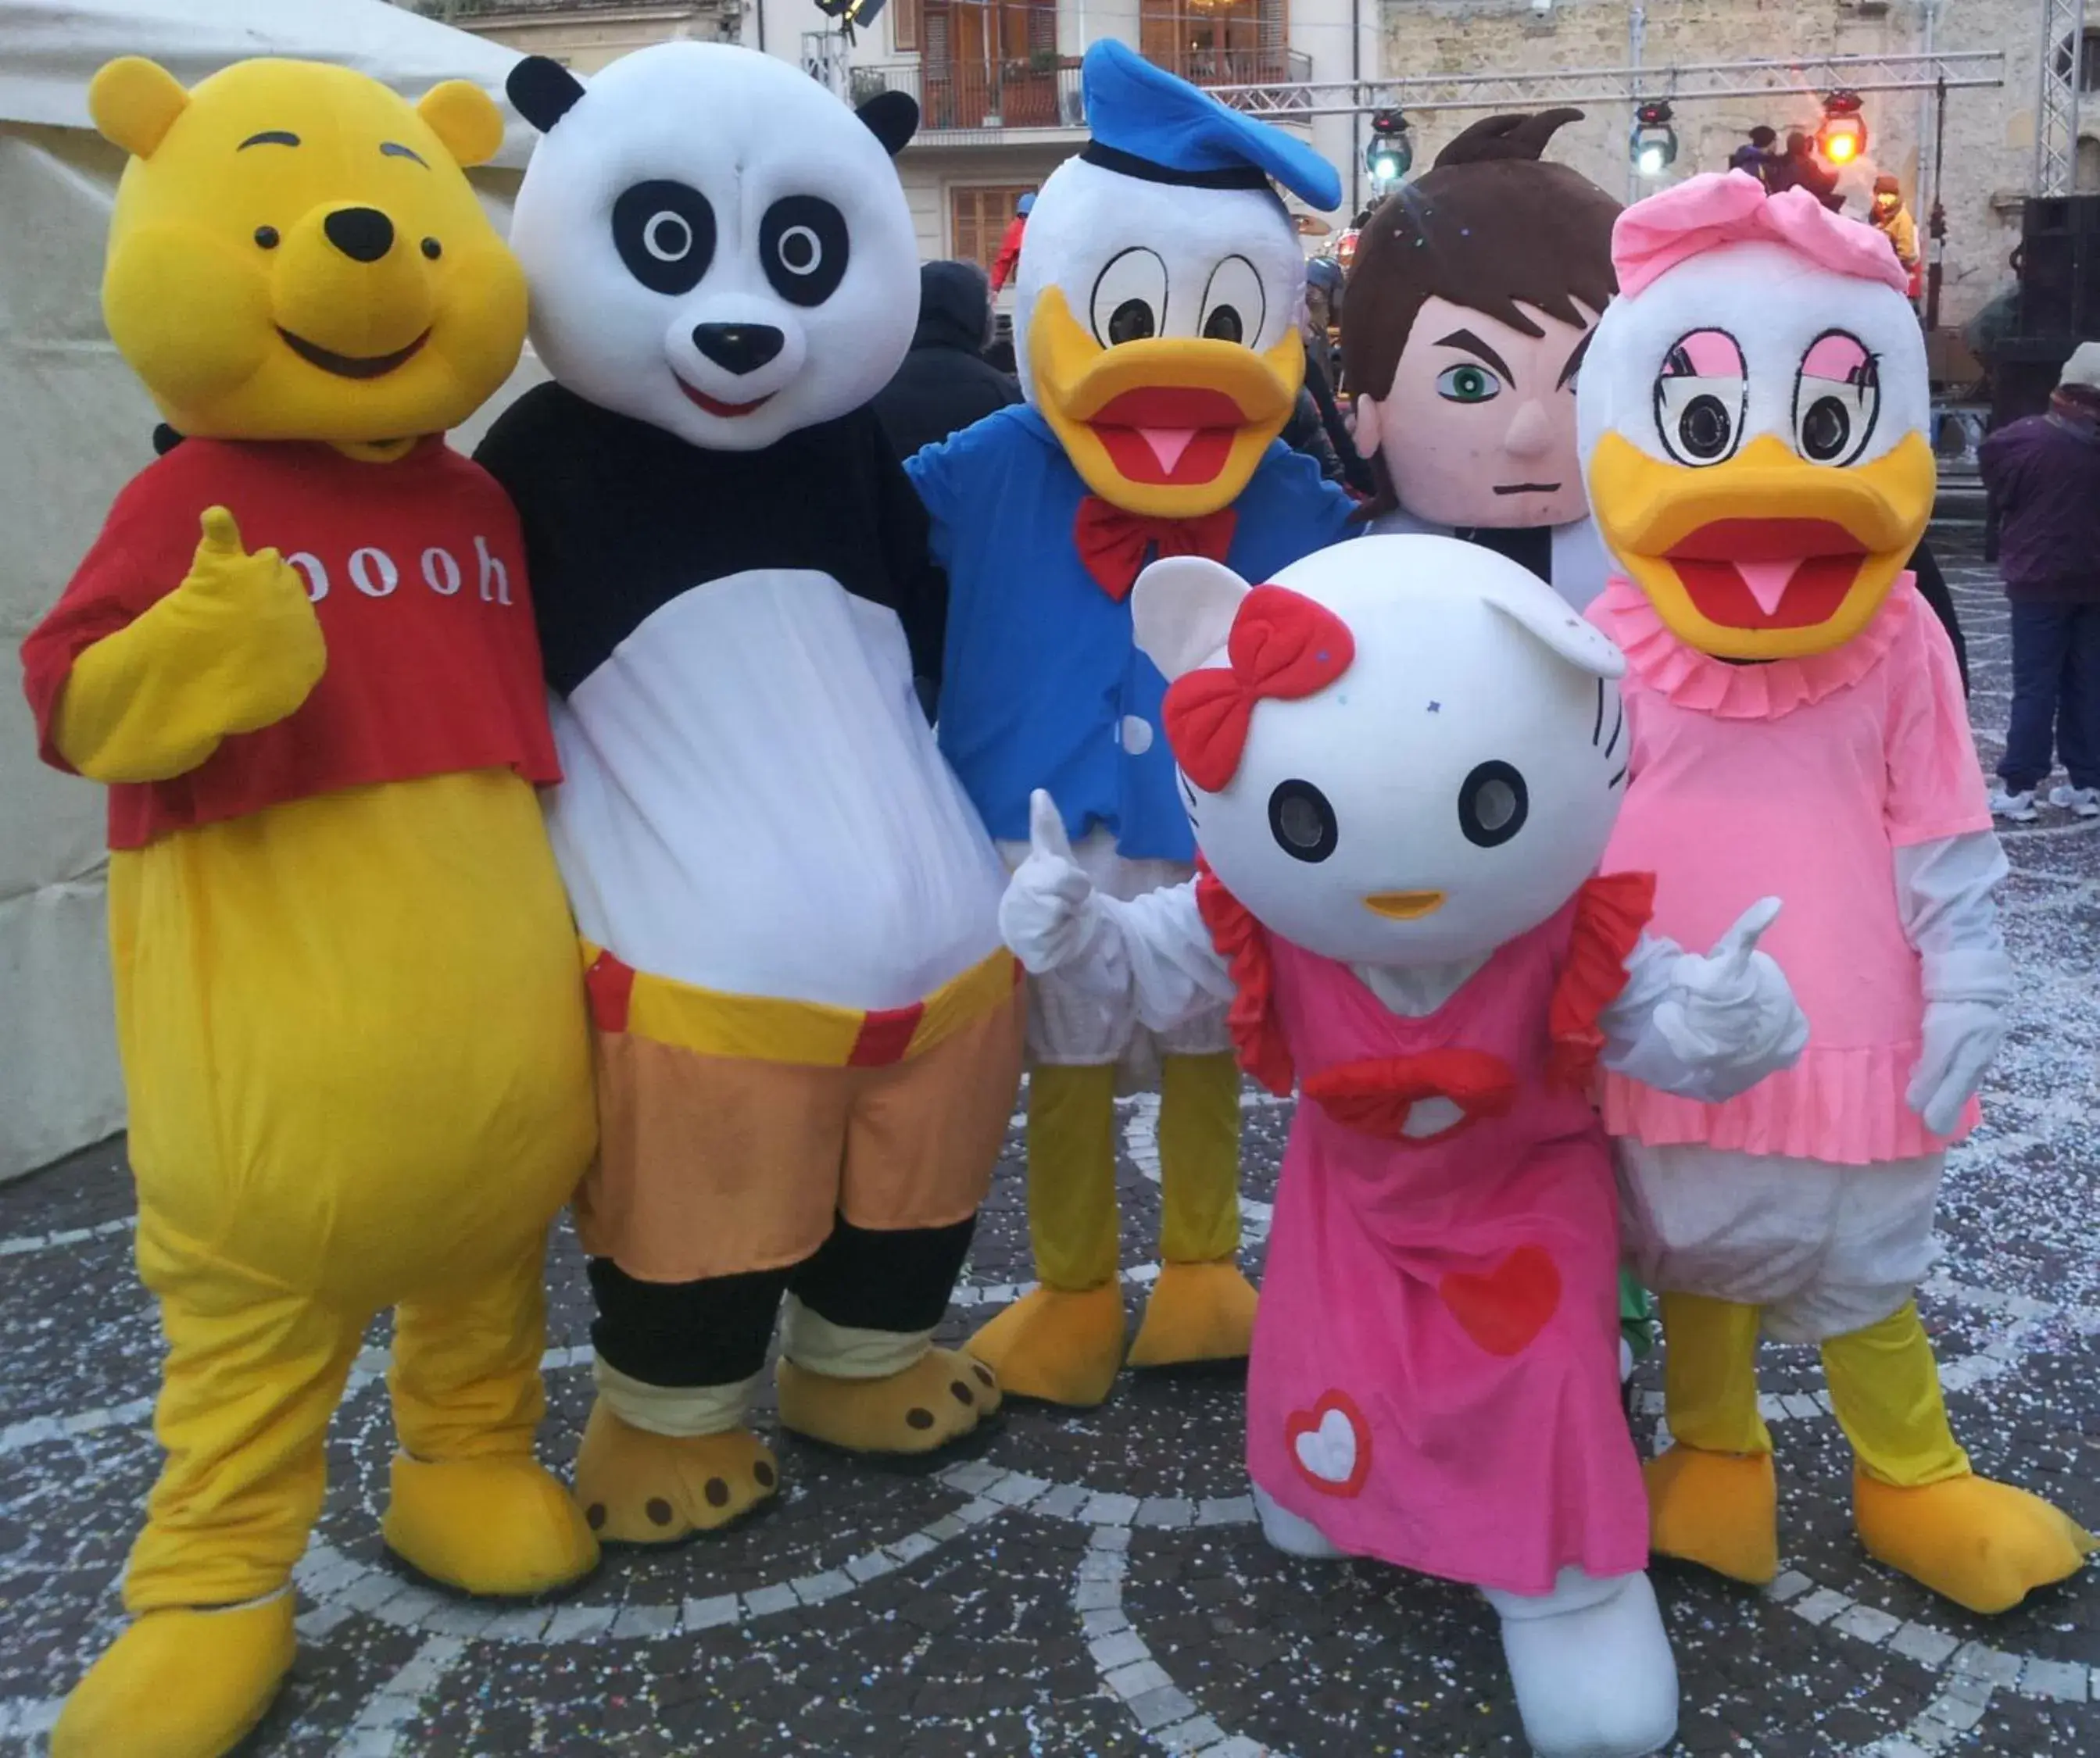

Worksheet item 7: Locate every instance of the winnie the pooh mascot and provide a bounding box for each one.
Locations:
[18,57,599,1758]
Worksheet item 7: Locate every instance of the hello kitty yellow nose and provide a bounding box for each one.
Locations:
[1364,890,1446,920]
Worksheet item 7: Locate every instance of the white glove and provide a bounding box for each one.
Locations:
[998,789,1112,977]
[1907,998,2005,1135]
[1603,899,1810,1102]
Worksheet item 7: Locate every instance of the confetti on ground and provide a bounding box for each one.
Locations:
[0,531,2091,1755]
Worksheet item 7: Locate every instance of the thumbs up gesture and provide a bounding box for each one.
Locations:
[999,790,1104,975]
[178,507,327,734]
[1645,896,1810,1096]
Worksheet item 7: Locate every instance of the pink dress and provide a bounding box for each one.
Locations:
[1589,577,1994,1164]
[1207,874,1655,1596]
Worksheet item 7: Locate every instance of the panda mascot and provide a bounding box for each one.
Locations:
[476,45,1023,1545]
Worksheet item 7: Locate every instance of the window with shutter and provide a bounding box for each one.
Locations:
[950,184,1037,274]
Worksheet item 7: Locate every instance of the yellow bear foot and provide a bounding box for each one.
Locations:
[54,1595,295,1758]
[572,1402,779,1544]
[1854,1469,2095,1614]
[382,1452,599,1596]
[1128,1260,1258,1370]
[1644,1443,1779,1585]
[778,1346,997,1453]
[966,1281,1127,1407]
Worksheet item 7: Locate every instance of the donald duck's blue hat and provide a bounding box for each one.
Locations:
[1079,40,1343,214]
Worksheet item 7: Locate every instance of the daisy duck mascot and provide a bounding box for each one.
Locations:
[1002,531,1811,1756]
[1578,171,2095,1613]
[910,41,1358,1406]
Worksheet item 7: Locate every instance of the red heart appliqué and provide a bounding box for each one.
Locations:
[1439,1245,1562,1356]
[1283,1389,1372,1498]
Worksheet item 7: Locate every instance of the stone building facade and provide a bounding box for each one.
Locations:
[1379,0,2098,327]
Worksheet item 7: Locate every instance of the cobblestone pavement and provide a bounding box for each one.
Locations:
[1,532,2095,1757]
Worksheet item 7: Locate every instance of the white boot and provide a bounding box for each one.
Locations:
[1480,1567,1678,1758]
[1251,1483,1347,1560]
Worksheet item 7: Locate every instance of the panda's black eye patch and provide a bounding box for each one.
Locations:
[760,196,850,307]
[612,180,717,296]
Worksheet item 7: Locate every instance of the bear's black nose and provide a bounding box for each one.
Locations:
[691,323,785,376]
[324,207,395,263]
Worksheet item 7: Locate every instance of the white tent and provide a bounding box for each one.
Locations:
[0,0,544,1181]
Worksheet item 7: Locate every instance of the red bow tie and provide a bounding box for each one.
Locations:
[1073,496,1239,599]
[1302,1049,1519,1144]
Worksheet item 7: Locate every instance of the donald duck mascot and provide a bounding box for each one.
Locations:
[910,42,1358,1405]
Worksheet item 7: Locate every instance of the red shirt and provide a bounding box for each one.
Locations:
[22,437,560,850]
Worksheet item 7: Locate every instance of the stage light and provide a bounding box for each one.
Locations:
[1365,109,1412,189]
[1630,100,1676,177]
[1818,91,1866,165]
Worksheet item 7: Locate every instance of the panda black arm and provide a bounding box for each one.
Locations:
[473,384,586,692]
[864,412,950,716]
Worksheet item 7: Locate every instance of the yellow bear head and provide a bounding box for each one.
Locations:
[91,55,526,447]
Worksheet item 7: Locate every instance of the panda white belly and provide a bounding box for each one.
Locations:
[544,567,1007,1011]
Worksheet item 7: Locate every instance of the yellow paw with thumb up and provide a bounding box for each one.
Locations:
[179,506,327,734]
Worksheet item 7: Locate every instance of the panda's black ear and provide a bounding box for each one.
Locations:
[508,56,585,134]
[857,90,918,157]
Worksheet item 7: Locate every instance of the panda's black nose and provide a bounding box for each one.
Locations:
[324,207,395,263]
[692,323,785,376]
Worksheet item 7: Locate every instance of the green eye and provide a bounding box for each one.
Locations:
[1436,363,1502,403]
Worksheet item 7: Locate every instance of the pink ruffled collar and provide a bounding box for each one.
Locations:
[1596,573,1913,720]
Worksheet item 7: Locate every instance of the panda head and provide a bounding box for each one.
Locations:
[506,45,919,452]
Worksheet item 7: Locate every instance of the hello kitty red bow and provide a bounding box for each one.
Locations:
[1161,586,1355,793]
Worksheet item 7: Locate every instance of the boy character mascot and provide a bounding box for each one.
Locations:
[999,535,1812,1757]
[19,58,599,1758]
[1578,171,2095,1613]
[476,45,1021,1545]
[909,41,1358,1406]
[1344,111,1622,613]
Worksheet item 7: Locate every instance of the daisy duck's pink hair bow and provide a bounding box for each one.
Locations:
[1161,585,1354,793]
[1612,170,1910,298]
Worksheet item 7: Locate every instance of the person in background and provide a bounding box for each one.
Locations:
[1908,537,1970,696]
[1728,125,1777,188]
[1304,255,1343,387]
[1870,175,1923,298]
[874,260,1021,463]
[989,191,1033,294]
[1766,131,1842,210]
[1979,342,2100,820]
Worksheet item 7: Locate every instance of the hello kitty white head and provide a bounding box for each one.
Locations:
[1134,534,1631,967]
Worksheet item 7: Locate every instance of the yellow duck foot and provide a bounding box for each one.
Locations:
[382,1452,600,1595]
[1128,1260,1258,1370]
[571,1402,779,1545]
[1854,1469,2096,1614]
[778,1347,997,1454]
[1644,1443,1780,1585]
[964,1281,1128,1407]
[53,1595,295,1758]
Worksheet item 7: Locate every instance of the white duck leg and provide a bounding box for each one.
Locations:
[1479,1567,1679,1758]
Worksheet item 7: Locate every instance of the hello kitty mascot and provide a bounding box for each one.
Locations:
[1003,533,1811,1758]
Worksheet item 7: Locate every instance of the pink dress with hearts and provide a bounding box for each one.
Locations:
[1213,873,1655,1595]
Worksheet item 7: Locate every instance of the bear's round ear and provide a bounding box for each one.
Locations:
[89,56,189,160]
[418,80,506,168]
[857,90,918,157]
[1132,556,1252,682]
[507,55,586,134]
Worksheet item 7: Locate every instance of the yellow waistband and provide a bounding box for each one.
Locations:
[580,941,1020,1070]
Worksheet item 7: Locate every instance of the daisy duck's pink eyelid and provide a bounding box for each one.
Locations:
[1801,331,1874,384]
[1660,329,1744,378]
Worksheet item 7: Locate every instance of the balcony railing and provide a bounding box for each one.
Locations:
[848,46,1311,136]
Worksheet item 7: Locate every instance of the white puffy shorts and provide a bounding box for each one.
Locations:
[996,829,1229,1072]
[1616,1142,1944,1345]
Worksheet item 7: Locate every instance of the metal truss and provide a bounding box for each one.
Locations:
[2033,0,2087,195]
[1205,49,2005,119]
